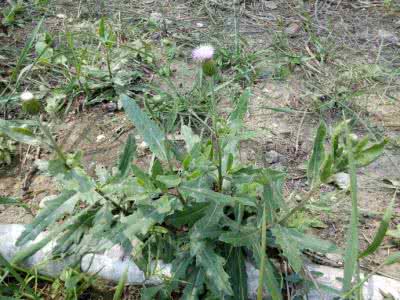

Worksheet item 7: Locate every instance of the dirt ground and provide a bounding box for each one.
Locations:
[1,0,400,280]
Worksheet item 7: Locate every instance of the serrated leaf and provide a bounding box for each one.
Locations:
[225,247,248,300]
[354,139,387,167]
[123,197,172,239]
[359,193,395,258]
[12,206,93,264]
[250,241,282,300]
[182,267,205,300]
[219,226,259,247]
[307,121,327,187]
[282,228,338,254]
[179,185,256,207]
[169,253,193,292]
[121,94,169,161]
[166,203,209,227]
[16,191,78,246]
[272,225,303,273]
[190,203,224,240]
[193,241,233,296]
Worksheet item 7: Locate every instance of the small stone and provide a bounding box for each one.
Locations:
[196,22,205,28]
[265,150,280,164]
[332,172,350,190]
[104,102,117,112]
[138,141,149,153]
[285,23,301,37]
[96,134,105,142]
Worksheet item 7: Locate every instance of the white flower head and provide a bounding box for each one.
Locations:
[20,91,34,102]
[192,44,215,62]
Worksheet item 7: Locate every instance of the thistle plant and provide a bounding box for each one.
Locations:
[1,49,390,300]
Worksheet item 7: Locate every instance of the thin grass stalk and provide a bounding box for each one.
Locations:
[257,203,267,300]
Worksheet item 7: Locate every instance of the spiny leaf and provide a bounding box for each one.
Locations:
[16,191,78,246]
[219,226,259,247]
[281,227,338,254]
[166,203,209,227]
[121,94,169,161]
[180,185,256,207]
[250,241,282,300]
[307,121,327,188]
[226,247,248,300]
[182,267,205,300]
[272,225,303,273]
[359,192,396,259]
[169,253,193,292]
[12,206,94,264]
[193,241,233,296]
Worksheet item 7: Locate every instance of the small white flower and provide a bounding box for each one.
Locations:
[20,91,34,102]
[192,44,215,62]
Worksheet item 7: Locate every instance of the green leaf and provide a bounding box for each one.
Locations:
[113,267,128,300]
[156,175,181,188]
[219,226,259,247]
[182,267,205,300]
[180,185,256,207]
[117,134,136,178]
[354,139,387,167]
[272,225,303,273]
[225,247,248,300]
[320,153,333,183]
[16,191,78,246]
[0,119,41,146]
[169,253,193,292]
[166,203,209,227]
[121,94,169,161]
[193,241,233,296]
[342,123,359,294]
[190,203,224,240]
[282,228,338,254]
[123,197,172,238]
[359,193,396,258]
[12,206,93,264]
[307,121,327,187]
[261,169,285,223]
[181,125,201,153]
[250,241,282,300]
